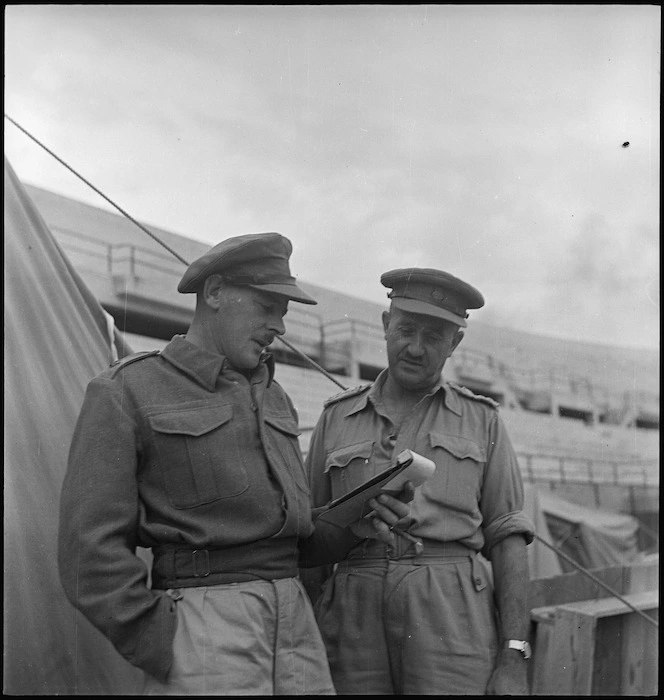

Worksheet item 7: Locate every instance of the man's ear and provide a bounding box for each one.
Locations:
[382,310,391,336]
[449,329,464,356]
[201,274,224,310]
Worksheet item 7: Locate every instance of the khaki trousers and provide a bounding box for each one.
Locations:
[314,552,498,695]
[144,577,335,695]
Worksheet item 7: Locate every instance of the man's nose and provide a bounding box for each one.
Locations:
[408,335,425,355]
[270,316,286,336]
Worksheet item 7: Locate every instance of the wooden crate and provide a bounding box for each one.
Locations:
[528,561,658,695]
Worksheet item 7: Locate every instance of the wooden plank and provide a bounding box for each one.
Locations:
[530,607,596,695]
[529,562,659,610]
[555,590,658,618]
[626,557,660,594]
[529,564,625,609]
[592,615,623,695]
[530,618,554,695]
[553,607,596,695]
[620,608,659,695]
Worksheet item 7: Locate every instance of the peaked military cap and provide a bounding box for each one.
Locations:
[178,232,317,304]
[381,268,484,327]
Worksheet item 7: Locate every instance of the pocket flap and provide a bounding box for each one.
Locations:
[429,432,485,462]
[149,404,233,437]
[324,440,374,473]
[264,414,301,437]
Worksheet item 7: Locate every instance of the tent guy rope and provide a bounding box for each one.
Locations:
[533,533,658,628]
[4,113,347,390]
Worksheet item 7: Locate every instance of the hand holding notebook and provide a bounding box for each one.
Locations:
[315,449,435,528]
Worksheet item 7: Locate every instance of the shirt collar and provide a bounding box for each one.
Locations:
[441,380,463,415]
[344,368,462,417]
[160,335,275,390]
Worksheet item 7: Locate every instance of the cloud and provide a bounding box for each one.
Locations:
[4,5,659,352]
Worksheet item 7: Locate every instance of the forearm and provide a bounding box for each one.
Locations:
[300,489,415,567]
[491,533,530,642]
[299,509,363,567]
[485,533,531,694]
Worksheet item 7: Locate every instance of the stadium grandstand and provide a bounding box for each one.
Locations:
[23,183,659,545]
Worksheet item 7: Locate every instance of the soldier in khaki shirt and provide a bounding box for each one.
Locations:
[305,268,535,695]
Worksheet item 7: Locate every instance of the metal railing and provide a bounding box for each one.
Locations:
[517,451,659,488]
[52,227,659,425]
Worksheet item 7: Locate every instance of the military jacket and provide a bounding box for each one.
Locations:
[58,335,350,681]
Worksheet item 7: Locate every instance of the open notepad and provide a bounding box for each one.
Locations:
[315,449,435,528]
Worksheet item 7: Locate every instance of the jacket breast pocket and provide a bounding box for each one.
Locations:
[263,414,309,496]
[324,440,375,501]
[149,404,249,509]
[427,432,486,503]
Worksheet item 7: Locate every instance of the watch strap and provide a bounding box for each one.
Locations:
[504,639,532,659]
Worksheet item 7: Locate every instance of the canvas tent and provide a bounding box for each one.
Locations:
[524,483,643,579]
[3,156,143,694]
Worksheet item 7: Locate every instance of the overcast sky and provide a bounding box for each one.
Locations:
[5,5,660,351]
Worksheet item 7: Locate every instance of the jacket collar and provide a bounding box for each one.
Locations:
[160,335,274,391]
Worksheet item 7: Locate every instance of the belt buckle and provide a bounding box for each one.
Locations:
[192,549,210,577]
[387,536,408,560]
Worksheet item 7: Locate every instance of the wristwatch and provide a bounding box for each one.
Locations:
[504,640,532,659]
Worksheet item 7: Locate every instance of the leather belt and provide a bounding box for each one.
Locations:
[345,537,474,563]
[338,539,488,591]
[151,537,299,589]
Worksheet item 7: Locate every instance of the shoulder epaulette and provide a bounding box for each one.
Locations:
[109,350,161,375]
[323,384,371,408]
[448,381,500,409]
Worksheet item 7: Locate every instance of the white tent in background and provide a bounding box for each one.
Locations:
[524,483,643,580]
[3,155,143,694]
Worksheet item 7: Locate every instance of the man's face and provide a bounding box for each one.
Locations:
[212,285,289,370]
[383,306,462,393]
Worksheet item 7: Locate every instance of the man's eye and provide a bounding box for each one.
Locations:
[259,301,287,317]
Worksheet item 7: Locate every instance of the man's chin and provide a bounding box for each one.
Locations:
[393,367,433,392]
[229,350,263,371]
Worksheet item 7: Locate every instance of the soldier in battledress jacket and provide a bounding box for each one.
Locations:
[58,233,411,695]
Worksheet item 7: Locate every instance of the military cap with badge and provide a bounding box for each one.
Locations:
[380,267,484,327]
[178,232,317,305]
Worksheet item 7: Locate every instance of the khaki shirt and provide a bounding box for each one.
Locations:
[306,369,534,557]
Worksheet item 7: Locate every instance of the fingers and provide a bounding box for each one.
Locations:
[397,481,416,504]
[348,513,395,544]
[370,516,395,545]
[349,481,416,544]
[368,491,411,528]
